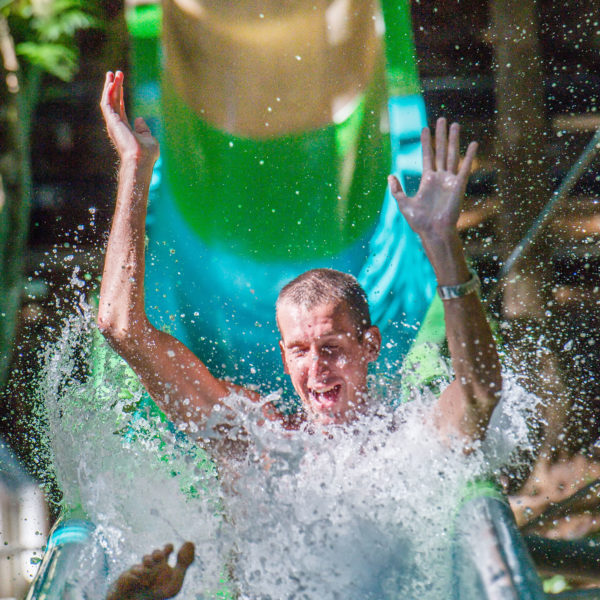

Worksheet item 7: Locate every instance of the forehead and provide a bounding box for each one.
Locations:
[277,300,357,344]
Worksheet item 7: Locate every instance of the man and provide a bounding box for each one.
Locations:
[98,69,503,598]
[98,70,500,442]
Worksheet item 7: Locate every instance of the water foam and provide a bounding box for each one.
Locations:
[36,306,538,599]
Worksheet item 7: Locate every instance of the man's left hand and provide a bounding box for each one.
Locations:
[388,118,477,240]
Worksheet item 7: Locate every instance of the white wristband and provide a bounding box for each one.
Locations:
[437,268,481,300]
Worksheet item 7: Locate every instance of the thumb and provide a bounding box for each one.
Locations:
[163,542,195,599]
[175,541,195,571]
[388,174,407,202]
[134,117,151,134]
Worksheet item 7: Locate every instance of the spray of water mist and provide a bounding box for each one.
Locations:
[34,292,540,599]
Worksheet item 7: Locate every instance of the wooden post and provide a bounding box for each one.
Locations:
[490,0,570,463]
[490,0,552,319]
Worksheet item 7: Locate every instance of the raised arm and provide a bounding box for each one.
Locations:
[98,71,256,430]
[389,118,502,442]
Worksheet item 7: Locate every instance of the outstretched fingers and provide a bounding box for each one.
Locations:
[107,543,193,600]
[428,119,476,181]
[100,71,114,115]
[424,120,469,175]
[388,174,415,221]
[458,141,478,183]
[109,73,122,114]
[387,174,404,199]
[142,544,173,569]
[115,71,129,123]
[446,122,460,173]
[107,71,127,122]
[421,126,433,172]
[434,117,448,171]
[101,70,130,128]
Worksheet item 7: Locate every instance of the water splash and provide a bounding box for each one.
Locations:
[36,305,228,598]
[35,305,538,599]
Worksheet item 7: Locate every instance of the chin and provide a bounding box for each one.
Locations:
[311,405,352,426]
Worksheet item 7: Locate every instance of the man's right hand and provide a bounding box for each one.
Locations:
[97,70,260,440]
[100,71,159,167]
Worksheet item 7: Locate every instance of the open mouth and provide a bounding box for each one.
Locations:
[308,384,342,408]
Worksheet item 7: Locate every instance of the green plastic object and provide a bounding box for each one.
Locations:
[161,70,389,262]
[125,3,162,40]
[380,0,422,95]
[401,295,449,400]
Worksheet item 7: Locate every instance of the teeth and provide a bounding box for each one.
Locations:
[311,384,337,395]
[308,384,341,406]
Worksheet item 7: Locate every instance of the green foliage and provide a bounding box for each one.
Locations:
[3,0,100,81]
[15,41,76,81]
[30,0,97,41]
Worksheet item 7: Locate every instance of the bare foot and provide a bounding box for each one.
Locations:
[106,542,195,600]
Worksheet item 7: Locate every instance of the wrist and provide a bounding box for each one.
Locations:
[119,154,156,175]
[437,267,480,300]
[421,232,471,285]
[117,158,154,203]
[419,228,462,252]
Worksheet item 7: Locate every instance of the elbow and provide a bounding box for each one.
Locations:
[97,312,117,338]
[97,310,139,352]
[97,312,124,344]
[97,291,151,356]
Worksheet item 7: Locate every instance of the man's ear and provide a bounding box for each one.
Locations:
[363,326,381,362]
[279,340,290,374]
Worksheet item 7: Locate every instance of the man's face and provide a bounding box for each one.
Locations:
[278,300,381,425]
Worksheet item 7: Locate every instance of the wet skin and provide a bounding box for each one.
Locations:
[100,69,501,445]
[106,542,195,600]
[278,300,381,425]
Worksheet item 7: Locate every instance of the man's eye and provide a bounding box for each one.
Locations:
[323,345,338,354]
[292,348,307,357]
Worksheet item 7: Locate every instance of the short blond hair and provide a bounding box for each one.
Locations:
[276,268,371,338]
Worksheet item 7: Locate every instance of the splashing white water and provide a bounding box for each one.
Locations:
[36,307,538,599]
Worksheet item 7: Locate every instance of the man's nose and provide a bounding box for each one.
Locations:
[308,350,330,379]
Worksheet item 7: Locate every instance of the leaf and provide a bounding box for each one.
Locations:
[5,0,101,77]
[0,0,15,14]
[16,41,77,81]
[31,9,97,42]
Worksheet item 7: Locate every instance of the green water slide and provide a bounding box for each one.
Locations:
[126,0,436,391]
